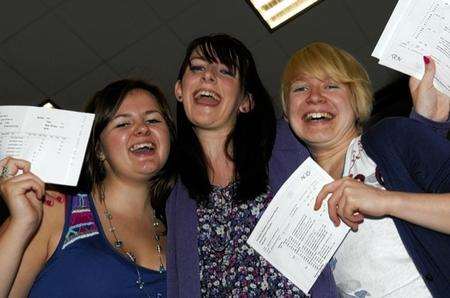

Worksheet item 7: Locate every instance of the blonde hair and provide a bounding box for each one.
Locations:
[281,42,373,128]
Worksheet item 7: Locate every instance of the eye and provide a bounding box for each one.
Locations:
[219,67,235,77]
[115,122,130,128]
[291,85,309,93]
[145,118,162,124]
[189,62,205,72]
[325,83,340,89]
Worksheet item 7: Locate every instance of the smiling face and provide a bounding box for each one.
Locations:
[285,74,359,152]
[99,89,170,182]
[175,49,251,134]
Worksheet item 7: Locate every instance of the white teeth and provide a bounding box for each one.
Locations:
[196,90,218,100]
[130,142,154,152]
[305,112,333,120]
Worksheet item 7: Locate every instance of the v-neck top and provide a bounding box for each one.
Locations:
[29,193,166,297]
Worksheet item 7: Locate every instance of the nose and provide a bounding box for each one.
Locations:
[201,67,216,83]
[306,86,325,104]
[134,122,151,136]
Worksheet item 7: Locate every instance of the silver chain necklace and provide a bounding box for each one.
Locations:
[98,186,165,295]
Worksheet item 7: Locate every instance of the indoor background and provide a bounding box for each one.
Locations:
[0,0,407,115]
[0,0,419,221]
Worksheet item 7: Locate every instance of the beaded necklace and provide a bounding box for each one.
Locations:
[98,186,165,295]
[346,138,366,182]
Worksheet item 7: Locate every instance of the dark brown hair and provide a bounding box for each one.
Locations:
[80,79,176,220]
[176,34,276,203]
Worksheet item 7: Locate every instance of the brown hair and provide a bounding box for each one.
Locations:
[81,79,176,220]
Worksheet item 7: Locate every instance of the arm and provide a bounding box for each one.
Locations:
[315,178,450,234]
[0,157,51,296]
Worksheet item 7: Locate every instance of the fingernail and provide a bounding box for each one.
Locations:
[56,196,65,203]
[45,200,54,206]
[423,56,430,65]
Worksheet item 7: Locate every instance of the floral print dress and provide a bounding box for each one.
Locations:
[197,182,306,297]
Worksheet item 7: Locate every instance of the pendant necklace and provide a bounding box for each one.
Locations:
[98,186,165,295]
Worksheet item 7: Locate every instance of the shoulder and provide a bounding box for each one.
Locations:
[363,117,445,148]
[365,117,420,136]
[7,191,68,296]
[42,191,67,258]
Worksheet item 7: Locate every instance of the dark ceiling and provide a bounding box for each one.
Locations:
[0,0,403,114]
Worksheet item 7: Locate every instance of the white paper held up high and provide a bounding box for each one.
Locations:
[372,0,450,95]
[0,105,94,186]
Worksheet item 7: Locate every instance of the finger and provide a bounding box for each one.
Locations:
[341,217,360,231]
[13,178,45,201]
[45,191,65,204]
[6,171,45,194]
[0,156,12,168]
[422,55,436,88]
[327,192,341,227]
[342,203,364,223]
[2,158,31,178]
[409,77,419,93]
[315,181,340,210]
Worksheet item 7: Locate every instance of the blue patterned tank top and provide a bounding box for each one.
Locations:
[29,193,166,297]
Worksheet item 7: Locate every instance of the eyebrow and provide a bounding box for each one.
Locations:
[112,110,162,120]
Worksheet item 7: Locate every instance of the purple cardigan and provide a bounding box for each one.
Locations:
[166,120,338,297]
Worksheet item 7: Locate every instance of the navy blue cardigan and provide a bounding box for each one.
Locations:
[362,117,450,298]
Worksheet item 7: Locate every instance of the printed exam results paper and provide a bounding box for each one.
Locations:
[0,105,94,186]
[247,157,349,294]
[372,0,450,95]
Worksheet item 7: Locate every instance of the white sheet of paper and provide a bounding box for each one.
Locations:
[372,0,450,95]
[247,157,349,294]
[372,0,412,59]
[0,105,94,186]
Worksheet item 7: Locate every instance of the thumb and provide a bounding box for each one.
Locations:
[422,56,436,89]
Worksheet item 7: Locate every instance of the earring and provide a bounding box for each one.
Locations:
[98,152,106,162]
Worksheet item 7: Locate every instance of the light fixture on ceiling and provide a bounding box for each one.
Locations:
[247,0,322,31]
[38,97,61,109]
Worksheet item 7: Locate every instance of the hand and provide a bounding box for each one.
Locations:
[409,56,450,122]
[314,177,390,231]
[0,157,45,233]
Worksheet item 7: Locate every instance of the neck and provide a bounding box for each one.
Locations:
[94,175,152,216]
[195,127,235,187]
[310,130,359,180]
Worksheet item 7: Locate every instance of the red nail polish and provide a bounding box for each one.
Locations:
[423,56,430,64]
[46,200,54,206]
[56,196,65,203]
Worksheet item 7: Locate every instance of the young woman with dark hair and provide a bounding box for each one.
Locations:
[166,34,337,297]
[0,79,176,297]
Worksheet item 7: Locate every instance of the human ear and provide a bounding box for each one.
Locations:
[174,81,183,102]
[238,94,254,113]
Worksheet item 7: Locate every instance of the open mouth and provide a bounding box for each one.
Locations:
[129,142,155,154]
[194,89,220,104]
[303,112,334,121]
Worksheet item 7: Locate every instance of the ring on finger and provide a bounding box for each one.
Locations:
[0,165,12,179]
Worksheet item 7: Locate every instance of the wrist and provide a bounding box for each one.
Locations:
[383,191,404,217]
[8,217,40,238]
